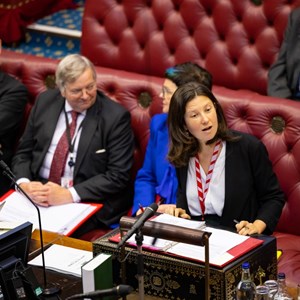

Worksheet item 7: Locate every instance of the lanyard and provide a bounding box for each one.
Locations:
[63,108,83,167]
[195,140,222,220]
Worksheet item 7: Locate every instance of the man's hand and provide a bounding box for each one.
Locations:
[19,181,73,206]
[19,181,50,207]
[44,182,73,205]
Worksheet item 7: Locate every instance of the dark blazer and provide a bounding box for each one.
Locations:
[268,7,300,99]
[176,131,285,234]
[0,71,28,196]
[12,89,134,227]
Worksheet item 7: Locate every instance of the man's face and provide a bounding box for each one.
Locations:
[62,67,97,112]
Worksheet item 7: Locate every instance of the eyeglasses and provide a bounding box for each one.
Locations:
[161,87,176,98]
[66,82,96,96]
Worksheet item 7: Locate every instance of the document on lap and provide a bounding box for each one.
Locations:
[0,190,102,236]
[110,214,263,268]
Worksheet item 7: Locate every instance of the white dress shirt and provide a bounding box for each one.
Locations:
[186,141,226,216]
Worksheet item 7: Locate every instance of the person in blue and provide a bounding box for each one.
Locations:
[132,62,212,215]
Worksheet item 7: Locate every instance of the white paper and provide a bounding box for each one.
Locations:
[0,221,28,235]
[29,244,93,277]
[127,214,250,266]
[0,191,98,235]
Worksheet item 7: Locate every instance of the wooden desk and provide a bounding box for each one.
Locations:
[31,231,298,300]
[30,230,92,254]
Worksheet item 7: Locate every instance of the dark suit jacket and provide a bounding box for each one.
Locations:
[12,89,134,227]
[268,7,300,99]
[176,131,285,234]
[0,71,28,196]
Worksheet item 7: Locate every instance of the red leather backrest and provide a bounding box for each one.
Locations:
[81,0,300,95]
[214,86,300,235]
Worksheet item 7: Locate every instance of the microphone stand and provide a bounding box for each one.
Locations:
[0,160,61,298]
[135,228,144,300]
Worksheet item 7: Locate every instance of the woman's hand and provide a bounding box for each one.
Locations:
[235,219,266,235]
[136,204,181,215]
[164,206,191,219]
[157,204,176,214]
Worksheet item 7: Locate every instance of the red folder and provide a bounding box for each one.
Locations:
[0,189,102,236]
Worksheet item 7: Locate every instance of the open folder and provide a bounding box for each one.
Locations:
[0,190,102,236]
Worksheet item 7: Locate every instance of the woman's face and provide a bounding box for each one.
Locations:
[184,95,218,144]
[160,79,178,113]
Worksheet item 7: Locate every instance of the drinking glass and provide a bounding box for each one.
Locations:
[256,285,270,300]
[264,279,278,299]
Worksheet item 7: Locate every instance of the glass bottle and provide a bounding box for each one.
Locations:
[273,273,293,300]
[236,262,256,300]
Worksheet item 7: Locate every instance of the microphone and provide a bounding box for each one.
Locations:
[117,202,158,248]
[0,158,61,297]
[0,150,14,179]
[65,284,133,299]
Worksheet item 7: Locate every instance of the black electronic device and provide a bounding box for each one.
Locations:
[0,222,43,299]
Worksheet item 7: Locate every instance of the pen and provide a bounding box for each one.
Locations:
[138,203,145,213]
[156,196,165,206]
[233,219,249,230]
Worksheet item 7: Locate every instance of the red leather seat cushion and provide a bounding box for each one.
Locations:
[273,232,300,287]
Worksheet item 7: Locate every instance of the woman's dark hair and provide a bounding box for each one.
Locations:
[165,62,213,90]
[167,82,238,167]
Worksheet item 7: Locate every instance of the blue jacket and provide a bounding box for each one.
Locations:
[132,113,178,215]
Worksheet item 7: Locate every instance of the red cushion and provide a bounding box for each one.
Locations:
[273,232,300,287]
[81,0,300,95]
[0,0,76,43]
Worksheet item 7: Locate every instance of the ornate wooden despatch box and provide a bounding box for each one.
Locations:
[93,230,277,300]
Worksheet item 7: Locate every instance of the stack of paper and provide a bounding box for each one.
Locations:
[29,244,93,277]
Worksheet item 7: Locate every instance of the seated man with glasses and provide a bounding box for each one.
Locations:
[12,54,134,237]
